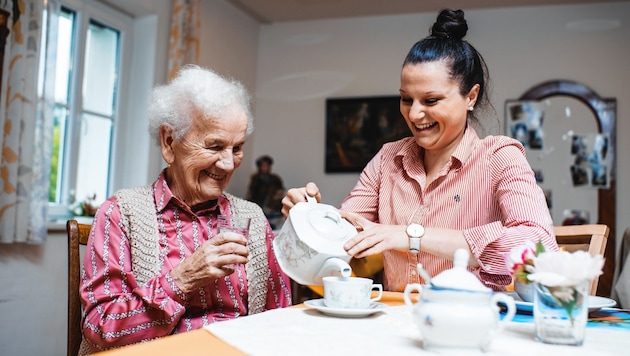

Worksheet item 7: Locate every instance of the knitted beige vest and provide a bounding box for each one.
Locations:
[78,186,269,355]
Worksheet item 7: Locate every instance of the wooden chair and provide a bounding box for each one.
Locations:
[554,224,609,296]
[67,219,92,356]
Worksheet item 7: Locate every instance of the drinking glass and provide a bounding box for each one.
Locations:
[533,279,589,345]
[217,215,251,237]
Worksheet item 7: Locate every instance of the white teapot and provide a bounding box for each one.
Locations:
[403,249,516,351]
[272,196,356,285]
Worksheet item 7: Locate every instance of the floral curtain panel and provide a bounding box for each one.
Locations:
[0,0,57,243]
[167,0,200,80]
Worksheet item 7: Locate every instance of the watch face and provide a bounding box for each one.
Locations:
[407,224,424,237]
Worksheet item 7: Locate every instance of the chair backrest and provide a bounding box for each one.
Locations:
[67,219,91,356]
[554,224,609,295]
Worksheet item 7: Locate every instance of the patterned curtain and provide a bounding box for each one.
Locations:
[167,0,200,80]
[0,0,58,243]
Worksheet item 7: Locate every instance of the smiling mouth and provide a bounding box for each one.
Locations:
[415,122,437,130]
[204,170,225,181]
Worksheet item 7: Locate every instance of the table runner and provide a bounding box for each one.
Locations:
[508,308,630,331]
[205,305,628,355]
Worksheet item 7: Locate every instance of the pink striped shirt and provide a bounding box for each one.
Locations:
[80,174,292,351]
[341,127,557,292]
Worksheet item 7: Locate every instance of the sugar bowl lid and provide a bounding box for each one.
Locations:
[430,249,492,293]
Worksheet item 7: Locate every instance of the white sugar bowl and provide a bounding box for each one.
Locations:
[403,249,516,351]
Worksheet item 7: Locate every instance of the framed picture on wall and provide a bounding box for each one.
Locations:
[325,96,410,173]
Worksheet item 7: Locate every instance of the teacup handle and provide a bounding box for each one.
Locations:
[491,293,516,328]
[370,284,384,302]
[403,283,422,307]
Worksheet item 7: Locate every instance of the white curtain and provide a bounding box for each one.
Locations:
[167,0,200,80]
[0,0,58,243]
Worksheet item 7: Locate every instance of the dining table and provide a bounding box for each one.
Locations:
[94,291,629,356]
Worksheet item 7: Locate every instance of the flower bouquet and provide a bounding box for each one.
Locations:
[506,240,605,345]
[504,240,545,302]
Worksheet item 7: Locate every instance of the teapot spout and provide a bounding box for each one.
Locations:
[313,257,352,284]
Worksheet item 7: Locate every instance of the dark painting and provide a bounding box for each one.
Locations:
[325,96,410,173]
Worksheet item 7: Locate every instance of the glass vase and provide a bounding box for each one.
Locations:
[533,280,589,345]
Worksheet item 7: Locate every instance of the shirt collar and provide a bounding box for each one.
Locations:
[395,124,480,170]
[152,169,228,214]
[450,125,479,167]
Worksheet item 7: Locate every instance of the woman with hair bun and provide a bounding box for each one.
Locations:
[282,9,557,292]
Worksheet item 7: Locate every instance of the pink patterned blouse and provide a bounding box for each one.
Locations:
[80,173,292,352]
[341,127,557,292]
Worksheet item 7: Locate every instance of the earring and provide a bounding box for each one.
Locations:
[468,107,474,112]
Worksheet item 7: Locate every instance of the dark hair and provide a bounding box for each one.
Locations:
[403,9,491,120]
[256,155,273,167]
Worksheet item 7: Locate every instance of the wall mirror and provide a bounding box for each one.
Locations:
[505,80,616,295]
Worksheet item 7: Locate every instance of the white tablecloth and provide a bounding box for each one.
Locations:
[205,305,627,355]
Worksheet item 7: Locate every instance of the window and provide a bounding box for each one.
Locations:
[44,0,132,219]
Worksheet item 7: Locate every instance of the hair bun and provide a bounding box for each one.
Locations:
[430,9,468,40]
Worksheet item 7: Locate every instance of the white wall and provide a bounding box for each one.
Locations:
[197,0,261,199]
[252,2,630,249]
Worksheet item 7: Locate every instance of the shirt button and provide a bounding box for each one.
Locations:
[411,269,417,276]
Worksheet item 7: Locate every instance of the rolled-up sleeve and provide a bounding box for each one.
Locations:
[464,141,557,287]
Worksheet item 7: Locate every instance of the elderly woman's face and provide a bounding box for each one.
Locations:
[161,107,248,207]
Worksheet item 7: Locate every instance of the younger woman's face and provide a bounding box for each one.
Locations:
[399,60,479,154]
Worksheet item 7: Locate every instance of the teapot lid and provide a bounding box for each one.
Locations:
[289,197,357,255]
[430,249,491,293]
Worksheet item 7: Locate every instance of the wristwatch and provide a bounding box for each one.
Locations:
[406,223,425,253]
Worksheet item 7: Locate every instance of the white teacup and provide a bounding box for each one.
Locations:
[322,276,383,309]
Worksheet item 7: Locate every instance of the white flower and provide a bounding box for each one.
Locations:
[527,250,604,287]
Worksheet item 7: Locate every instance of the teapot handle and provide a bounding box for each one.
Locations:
[403,283,422,308]
[306,195,317,203]
[491,293,516,328]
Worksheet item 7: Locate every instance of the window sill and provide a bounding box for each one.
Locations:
[47,216,94,233]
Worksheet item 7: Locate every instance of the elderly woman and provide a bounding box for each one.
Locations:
[79,65,292,354]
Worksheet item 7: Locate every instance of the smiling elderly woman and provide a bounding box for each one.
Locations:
[78,65,292,354]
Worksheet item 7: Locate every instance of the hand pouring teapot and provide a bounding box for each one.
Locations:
[272,196,356,285]
[403,249,516,351]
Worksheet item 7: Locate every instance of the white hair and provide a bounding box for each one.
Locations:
[147,65,254,145]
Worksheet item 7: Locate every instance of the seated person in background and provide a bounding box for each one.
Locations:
[79,65,292,354]
[246,155,285,228]
[282,9,557,292]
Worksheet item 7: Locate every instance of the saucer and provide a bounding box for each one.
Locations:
[503,292,617,313]
[303,299,387,318]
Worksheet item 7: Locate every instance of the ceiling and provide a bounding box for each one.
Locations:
[225,0,624,24]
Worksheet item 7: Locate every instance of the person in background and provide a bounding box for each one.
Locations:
[246,155,285,228]
[282,9,557,292]
[79,65,292,354]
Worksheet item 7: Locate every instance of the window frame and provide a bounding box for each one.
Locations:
[47,0,133,220]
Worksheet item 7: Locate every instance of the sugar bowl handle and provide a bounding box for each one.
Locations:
[491,292,516,328]
[404,283,423,307]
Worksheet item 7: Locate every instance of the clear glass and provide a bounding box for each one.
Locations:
[54,9,74,105]
[218,215,251,237]
[75,113,112,205]
[83,20,119,116]
[534,280,589,345]
[49,106,70,203]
